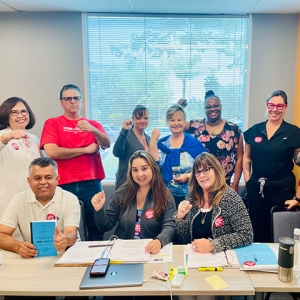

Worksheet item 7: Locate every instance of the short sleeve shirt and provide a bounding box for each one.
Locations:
[188,119,241,181]
[244,120,300,179]
[0,187,80,242]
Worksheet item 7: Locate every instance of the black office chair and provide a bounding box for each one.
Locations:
[264,205,300,300]
[78,200,88,241]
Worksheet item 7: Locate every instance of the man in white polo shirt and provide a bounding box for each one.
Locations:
[0,157,80,258]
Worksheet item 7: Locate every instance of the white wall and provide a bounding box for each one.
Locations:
[248,14,298,127]
[0,12,85,136]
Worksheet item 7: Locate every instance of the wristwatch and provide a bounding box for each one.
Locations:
[293,195,300,202]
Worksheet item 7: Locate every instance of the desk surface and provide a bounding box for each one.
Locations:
[248,271,300,293]
[0,245,254,297]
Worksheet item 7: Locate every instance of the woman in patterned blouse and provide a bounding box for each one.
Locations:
[179,91,244,192]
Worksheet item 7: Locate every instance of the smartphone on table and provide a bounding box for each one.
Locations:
[90,258,110,277]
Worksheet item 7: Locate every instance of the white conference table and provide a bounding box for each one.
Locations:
[0,245,254,297]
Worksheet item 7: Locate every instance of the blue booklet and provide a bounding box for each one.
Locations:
[30,221,57,257]
[234,243,278,271]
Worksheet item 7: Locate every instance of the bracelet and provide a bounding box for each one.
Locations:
[293,195,300,202]
[0,135,9,145]
[298,179,300,187]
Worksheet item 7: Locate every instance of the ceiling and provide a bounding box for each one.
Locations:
[0,0,300,14]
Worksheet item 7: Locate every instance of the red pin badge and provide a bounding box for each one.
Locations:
[145,210,154,219]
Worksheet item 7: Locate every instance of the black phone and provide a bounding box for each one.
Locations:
[90,258,110,277]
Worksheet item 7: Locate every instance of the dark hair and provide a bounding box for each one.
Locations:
[29,157,58,176]
[266,90,287,105]
[59,84,82,100]
[204,90,221,103]
[118,150,171,220]
[0,97,36,130]
[189,152,227,208]
[132,105,148,119]
[205,90,215,99]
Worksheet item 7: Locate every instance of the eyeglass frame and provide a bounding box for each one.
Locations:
[204,103,221,110]
[10,109,29,117]
[60,96,82,102]
[194,166,213,177]
[266,102,287,110]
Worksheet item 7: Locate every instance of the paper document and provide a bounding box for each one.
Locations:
[148,243,173,263]
[109,239,151,262]
[55,239,152,267]
[184,244,239,269]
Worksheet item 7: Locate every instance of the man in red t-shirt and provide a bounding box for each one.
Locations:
[40,84,110,241]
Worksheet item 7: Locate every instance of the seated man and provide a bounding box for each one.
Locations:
[0,157,80,257]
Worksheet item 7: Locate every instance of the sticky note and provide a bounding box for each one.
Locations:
[204,275,229,290]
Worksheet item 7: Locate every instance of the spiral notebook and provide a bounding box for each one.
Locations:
[79,263,144,289]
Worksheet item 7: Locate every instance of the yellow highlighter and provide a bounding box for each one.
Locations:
[110,260,123,264]
[198,267,223,272]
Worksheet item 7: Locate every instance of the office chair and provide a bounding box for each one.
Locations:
[264,205,300,300]
[78,200,88,241]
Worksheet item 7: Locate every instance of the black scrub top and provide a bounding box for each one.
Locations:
[244,120,300,179]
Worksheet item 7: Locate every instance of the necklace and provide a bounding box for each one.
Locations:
[205,119,223,137]
[201,211,208,224]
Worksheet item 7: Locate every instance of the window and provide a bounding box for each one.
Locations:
[85,14,248,180]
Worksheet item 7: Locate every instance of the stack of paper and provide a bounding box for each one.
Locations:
[55,239,173,267]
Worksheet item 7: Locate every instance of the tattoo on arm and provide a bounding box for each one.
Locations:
[294,148,300,166]
[245,162,251,172]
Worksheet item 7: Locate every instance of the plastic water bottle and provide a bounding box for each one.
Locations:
[293,228,300,282]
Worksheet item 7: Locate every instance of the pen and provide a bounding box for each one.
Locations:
[198,267,223,271]
[185,254,188,267]
[88,244,113,248]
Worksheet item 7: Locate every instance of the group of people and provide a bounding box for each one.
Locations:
[0,86,299,272]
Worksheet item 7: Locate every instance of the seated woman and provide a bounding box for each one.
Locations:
[92,150,175,253]
[175,152,253,253]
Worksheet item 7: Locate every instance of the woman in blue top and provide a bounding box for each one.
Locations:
[149,104,207,207]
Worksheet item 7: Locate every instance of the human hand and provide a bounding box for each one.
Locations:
[173,173,189,183]
[150,128,161,141]
[177,200,192,219]
[178,99,187,108]
[18,241,37,258]
[91,191,106,211]
[7,129,30,141]
[285,199,299,210]
[84,143,99,154]
[53,226,67,252]
[144,239,161,254]
[191,238,213,253]
[77,120,95,133]
[123,120,132,130]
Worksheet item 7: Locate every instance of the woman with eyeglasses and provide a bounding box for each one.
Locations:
[149,104,207,208]
[179,90,244,193]
[175,152,253,252]
[0,97,43,219]
[243,90,300,242]
[113,105,150,190]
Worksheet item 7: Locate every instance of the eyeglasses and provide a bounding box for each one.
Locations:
[194,166,213,177]
[10,109,29,116]
[204,104,221,110]
[266,102,286,110]
[61,96,81,102]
